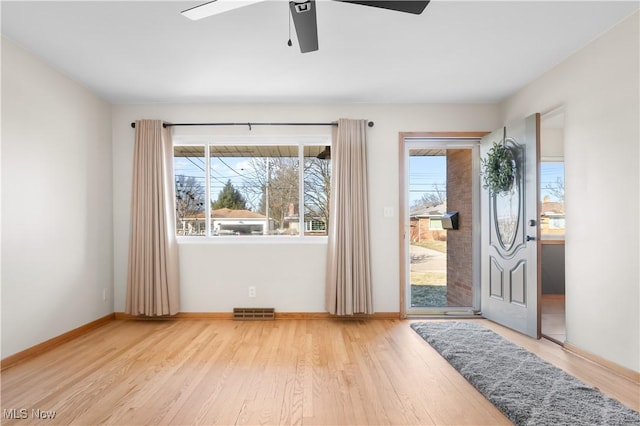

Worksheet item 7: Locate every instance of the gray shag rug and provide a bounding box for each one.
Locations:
[411,321,640,426]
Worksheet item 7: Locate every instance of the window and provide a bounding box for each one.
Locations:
[548,216,565,230]
[173,139,330,238]
[429,217,443,231]
[540,161,565,238]
[305,219,327,233]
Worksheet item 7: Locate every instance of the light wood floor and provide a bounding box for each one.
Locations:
[541,294,566,343]
[1,319,638,425]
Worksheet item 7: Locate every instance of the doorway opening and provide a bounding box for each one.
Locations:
[400,135,482,316]
[540,109,566,344]
[408,153,448,308]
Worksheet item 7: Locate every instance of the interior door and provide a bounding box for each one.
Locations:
[481,114,540,338]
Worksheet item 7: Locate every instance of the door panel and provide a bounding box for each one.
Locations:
[481,114,540,338]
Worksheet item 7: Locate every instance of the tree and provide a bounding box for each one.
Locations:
[212,179,248,210]
[544,177,565,202]
[238,155,331,234]
[304,157,331,230]
[175,175,205,219]
[262,158,299,231]
[411,183,446,209]
[241,157,299,232]
[175,175,205,235]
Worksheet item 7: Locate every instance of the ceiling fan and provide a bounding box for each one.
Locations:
[181,0,430,53]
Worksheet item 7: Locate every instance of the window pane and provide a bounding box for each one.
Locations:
[540,162,565,238]
[210,145,300,236]
[174,146,206,236]
[430,218,443,231]
[304,146,330,236]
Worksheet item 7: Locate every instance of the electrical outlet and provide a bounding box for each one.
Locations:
[248,286,257,298]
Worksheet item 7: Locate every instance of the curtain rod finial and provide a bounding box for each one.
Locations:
[368,121,374,127]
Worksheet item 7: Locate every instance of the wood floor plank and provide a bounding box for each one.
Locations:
[1,318,638,425]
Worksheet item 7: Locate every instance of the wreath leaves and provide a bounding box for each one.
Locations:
[481,142,515,194]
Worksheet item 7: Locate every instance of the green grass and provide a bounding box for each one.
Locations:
[410,271,446,285]
[411,285,447,307]
[412,240,447,253]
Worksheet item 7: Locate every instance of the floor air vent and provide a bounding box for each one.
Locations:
[233,308,275,321]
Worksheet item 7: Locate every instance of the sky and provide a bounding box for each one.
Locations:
[539,162,564,201]
[174,155,263,210]
[177,152,565,211]
[409,155,565,206]
[409,156,446,206]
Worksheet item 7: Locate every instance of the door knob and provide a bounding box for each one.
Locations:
[526,235,536,241]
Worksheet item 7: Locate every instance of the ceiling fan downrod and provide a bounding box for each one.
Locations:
[287,3,293,47]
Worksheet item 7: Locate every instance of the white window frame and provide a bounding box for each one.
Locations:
[173,135,331,243]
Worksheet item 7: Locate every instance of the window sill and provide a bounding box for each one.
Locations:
[176,236,328,245]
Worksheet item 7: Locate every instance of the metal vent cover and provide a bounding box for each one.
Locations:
[233,308,275,321]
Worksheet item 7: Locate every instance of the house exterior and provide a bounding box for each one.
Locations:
[409,202,447,243]
[178,206,325,237]
[177,208,272,236]
[283,204,328,236]
[212,208,272,235]
[540,197,565,238]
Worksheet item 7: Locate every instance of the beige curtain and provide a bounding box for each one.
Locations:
[325,119,373,315]
[125,120,180,316]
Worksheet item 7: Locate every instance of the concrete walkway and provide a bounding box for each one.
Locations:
[409,244,446,272]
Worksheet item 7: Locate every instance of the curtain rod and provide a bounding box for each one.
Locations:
[130,121,374,129]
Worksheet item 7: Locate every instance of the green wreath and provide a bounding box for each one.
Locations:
[481,142,515,194]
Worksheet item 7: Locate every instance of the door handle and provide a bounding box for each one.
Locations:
[526,235,536,241]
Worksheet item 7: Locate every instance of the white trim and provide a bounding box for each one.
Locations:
[205,144,211,237]
[298,145,305,234]
[173,134,332,240]
[403,137,482,315]
[541,156,564,162]
[174,135,330,146]
[177,236,328,245]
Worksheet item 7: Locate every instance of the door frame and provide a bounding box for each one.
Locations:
[539,107,566,344]
[398,132,487,318]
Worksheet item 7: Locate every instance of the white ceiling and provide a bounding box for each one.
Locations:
[2,1,638,104]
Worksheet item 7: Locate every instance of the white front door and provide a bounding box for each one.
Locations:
[480,114,540,338]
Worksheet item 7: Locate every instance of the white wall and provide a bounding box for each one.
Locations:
[540,109,565,159]
[1,37,113,358]
[112,104,501,314]
[501,12,639,372]
[3,11,636,376]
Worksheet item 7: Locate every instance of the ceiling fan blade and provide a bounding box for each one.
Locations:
[335,0,430,15]
[289,0,319,53]
[181,0,267,20]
